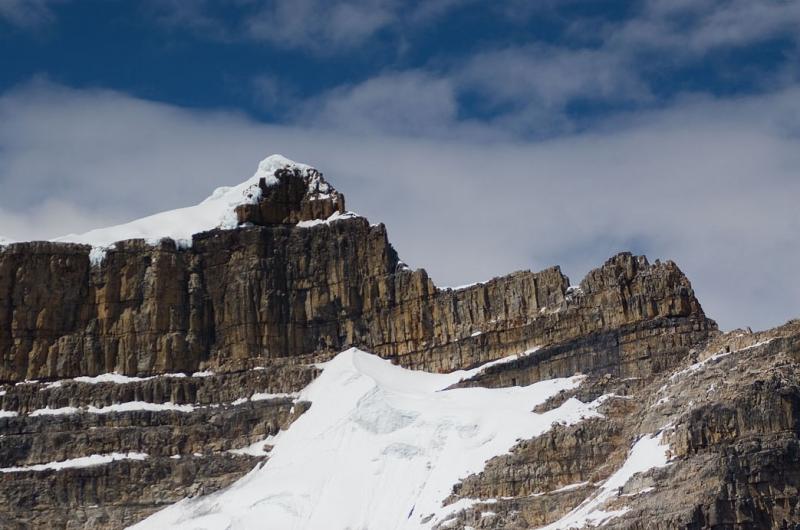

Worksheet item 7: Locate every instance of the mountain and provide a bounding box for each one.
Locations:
[0,156,797,529]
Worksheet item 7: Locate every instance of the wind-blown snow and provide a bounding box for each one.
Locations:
[0,452,147,473]
[51,155,311,252]
[0,236,14,246]
[132,347,605,530]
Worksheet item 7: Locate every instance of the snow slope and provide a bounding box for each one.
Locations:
[49,154,340,255]
[131,348,606,530]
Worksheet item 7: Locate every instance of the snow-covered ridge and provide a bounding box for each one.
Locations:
[53,154,301,248]
[131,347,606,530]
[31,154,354,264]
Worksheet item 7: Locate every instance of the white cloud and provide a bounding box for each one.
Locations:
[1,81,799,332]
[0,0,64,28]
[148,0,473,53]
[456,44,652,133]
[244,0,395,51]
[299,71,470,137]
[637,0,800,52]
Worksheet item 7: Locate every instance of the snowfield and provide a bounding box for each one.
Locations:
[131,348,606,530]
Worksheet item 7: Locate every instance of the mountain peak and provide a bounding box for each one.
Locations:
[253,154,313,184]
[234,155,345,226]
[49,155,348,253]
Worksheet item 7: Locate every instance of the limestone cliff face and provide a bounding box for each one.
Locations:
[0,226,713,383]
[0,180,715,384]
[441,321,800,530]
[2,158,796,530]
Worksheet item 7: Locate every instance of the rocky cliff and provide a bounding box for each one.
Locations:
[0,156,796,529]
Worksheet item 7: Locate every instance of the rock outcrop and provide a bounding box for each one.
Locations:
[0,156,796,529]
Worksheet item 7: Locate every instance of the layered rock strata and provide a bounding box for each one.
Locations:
[0,365,314,528]
[5,157,794,530]
[438,321,800,530]
[0,223,715,383]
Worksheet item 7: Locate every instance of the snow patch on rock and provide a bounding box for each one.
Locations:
[0,452,147,473]
[539,431,671,529]
[296,210,360,228]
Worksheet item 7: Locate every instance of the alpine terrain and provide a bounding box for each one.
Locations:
[0,156,798,529]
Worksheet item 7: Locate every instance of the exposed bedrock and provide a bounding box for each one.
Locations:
[0,160,747,530]
[0,455,262,530]
[0,366,313,529]
[0,217,716,383]
[439,321,800,530]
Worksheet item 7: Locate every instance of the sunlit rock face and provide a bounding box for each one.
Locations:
[2,156,798,530]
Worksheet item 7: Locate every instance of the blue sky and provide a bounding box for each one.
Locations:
[3,1,796,131]
[1,0,799,331]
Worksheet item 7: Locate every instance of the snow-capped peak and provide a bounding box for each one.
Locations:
[48,154,335,260]
[254,154,313,185]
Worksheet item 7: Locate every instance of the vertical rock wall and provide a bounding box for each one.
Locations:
[0,218,715,383]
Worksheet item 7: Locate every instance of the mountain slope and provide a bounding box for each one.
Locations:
[0,155,797,529]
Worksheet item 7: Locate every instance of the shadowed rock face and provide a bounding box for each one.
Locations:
[2,160,796,529]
